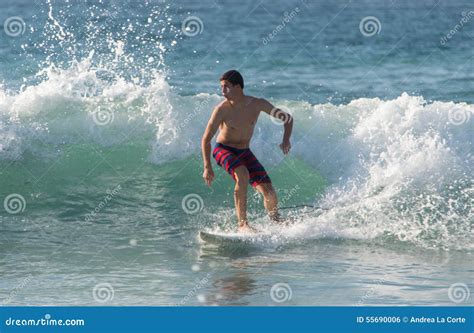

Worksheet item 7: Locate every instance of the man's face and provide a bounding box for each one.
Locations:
[220,80,236,98]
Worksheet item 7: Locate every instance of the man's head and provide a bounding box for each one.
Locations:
[220,70,244,99]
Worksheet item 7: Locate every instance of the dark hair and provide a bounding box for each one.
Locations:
[220,70,244,89]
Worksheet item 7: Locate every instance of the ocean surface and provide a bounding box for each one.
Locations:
[0,0,472,306]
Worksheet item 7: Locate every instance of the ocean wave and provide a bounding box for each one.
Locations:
[1,59,472,250]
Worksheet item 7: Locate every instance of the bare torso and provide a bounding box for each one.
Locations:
[216,96,261,149]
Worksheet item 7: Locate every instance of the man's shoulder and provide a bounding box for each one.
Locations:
[248,96,268,106]
[248,96,271,111]
[246,96,263,103]
[214,100,230,111]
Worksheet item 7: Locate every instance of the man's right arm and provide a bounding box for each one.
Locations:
[201,106,224,186]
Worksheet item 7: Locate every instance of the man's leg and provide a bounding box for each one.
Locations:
[233,166,255,232]
[255,182,281,222]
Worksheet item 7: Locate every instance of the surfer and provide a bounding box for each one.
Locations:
[201,70,293,233]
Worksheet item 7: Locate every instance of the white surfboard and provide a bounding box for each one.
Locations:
[199,230,275,245]
[198,212,308,246]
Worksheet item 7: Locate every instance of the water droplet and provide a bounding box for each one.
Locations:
[197,294,206,303]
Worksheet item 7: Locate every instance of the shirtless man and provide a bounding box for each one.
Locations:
[201,70,293,232]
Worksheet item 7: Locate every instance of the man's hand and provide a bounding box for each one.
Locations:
[203,166,215,186]
[259,99,293,156]
[279,140,291,155]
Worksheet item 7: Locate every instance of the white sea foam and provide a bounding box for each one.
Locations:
[0,60,472,250]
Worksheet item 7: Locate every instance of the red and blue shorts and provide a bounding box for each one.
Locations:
[213,143,271,187]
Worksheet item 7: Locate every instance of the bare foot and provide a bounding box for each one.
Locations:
[238,223,258,233]
[269,212,285,223]
[270,213,295,226]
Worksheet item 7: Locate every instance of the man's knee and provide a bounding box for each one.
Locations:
[260,184,277,200]
[267,189,277,202]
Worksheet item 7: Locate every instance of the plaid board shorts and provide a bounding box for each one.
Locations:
[213,143,271,187]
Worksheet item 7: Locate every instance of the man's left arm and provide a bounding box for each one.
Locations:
[260,99,293,155]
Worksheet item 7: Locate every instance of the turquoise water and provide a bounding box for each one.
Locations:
[0,0,472,306]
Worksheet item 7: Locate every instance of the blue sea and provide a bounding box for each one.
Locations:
[0,0,472,306]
